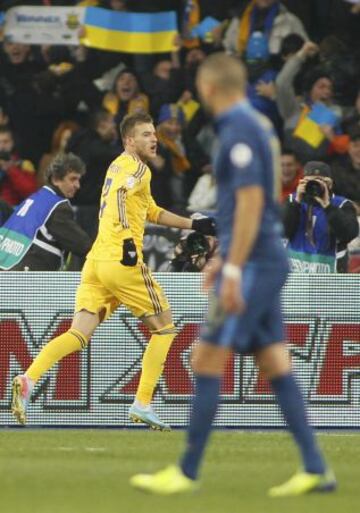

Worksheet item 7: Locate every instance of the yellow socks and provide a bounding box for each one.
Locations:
[26,321,174,403]
[136,324,177,406]
[26,328,88,383]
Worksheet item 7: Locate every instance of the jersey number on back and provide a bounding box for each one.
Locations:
[99,177,113,218]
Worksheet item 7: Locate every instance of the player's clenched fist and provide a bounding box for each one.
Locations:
[121,238,138,266]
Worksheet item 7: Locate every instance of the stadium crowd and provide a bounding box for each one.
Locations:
[0,0,359,271]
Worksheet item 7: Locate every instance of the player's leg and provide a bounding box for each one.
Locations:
[130,341,230,493]
[129,309,177,431]
[135,309,175,406]
[11,310,99,425]
[180,342,230,479]
[26,310,98,382]
[101,262,176,430]
[11,259,114,425]
[256,340,336,496]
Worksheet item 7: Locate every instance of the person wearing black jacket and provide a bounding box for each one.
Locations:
[283,161,359,272]
[0,199,12,226]
[0,153,92,271]
[66,109,121,243]
[332,125,360,214]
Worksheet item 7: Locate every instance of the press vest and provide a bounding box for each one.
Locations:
[287,194,347,273]
[0,186,67,270]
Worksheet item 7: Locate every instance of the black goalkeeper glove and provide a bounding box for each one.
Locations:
[121,238,138,266]
[192,217,216,236]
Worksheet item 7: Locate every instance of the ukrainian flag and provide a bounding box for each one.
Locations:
[82,7,178,53]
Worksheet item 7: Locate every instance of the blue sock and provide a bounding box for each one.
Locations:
[271,373,325,474]
[180,375,221,480]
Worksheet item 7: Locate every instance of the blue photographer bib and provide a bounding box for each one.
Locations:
[287,194,347,273]
[0,186,67,270]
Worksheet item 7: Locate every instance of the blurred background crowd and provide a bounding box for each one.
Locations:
[0,0,359,271]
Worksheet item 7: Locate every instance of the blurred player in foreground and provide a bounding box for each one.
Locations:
[131,54,337,496]
[11,112,215,431]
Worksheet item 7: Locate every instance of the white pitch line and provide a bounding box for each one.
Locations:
[57,446,107,452]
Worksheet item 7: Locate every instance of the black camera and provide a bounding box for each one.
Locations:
[304,179,325,204]
[169,231,211,272]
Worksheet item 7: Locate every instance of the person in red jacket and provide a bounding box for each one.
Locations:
[280,148,303,202]
[0,126,37,206]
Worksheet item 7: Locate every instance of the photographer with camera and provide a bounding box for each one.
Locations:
[0,153,92,271]
[0,126,37,206]
[168,230,217,272]
[283,161,359,273]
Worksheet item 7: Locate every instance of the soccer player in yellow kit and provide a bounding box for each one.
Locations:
[11,112,215,430]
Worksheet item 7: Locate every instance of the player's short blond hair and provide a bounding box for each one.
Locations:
[198,52,247,93]
[120,112,153,142]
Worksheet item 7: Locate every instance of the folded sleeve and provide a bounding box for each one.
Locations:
[147,196,164,223]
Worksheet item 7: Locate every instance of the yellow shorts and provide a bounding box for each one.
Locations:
[75,259,170,320]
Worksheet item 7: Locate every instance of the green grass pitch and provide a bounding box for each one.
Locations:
[1,430,359,513]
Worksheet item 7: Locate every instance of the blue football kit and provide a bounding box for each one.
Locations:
[201,100,289,352]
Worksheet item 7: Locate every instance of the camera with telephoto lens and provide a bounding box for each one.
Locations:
[169,231,212,272]
[304,179,325,204]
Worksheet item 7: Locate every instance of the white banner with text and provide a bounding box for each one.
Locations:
[0,273,359,428]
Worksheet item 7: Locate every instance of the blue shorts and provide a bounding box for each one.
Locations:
[201,261,288,354]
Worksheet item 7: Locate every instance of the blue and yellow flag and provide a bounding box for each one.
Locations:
[82,8,178,54]
[294,103,339,148]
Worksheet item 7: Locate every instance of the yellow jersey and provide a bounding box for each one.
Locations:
[88,152,163,261]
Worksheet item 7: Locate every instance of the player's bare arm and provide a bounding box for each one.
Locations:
[157,210,192,230]
[157,209,216,235]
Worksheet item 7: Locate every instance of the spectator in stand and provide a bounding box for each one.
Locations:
[0,41,45,163]
[181,0,237,49]
[222,0,308,57]
[0,126,37,206]
[0,153,92,272]
[331,125,360,214]
[66,109,120,250]
[245,40,281,132]
[187,165,217,213]
[102,69,149,129]
[181,47,207,97]
[276,41,344,164]
[329,0,360,49]
[317,35,359,109]
[283,161,359,273]
[342,88,360,135]
[0,107,9,128]
[37,121,80,186]
[151,104,189,212]
[154,104,209,213]
[0,199,12,226]
[280,32,306,63]
[278,32,306,88]
[280,148,303,202]
[101,0,127,9]
[30,45,102,162]
[141,57,183,120]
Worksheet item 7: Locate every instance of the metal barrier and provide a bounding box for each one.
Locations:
[0,272,359,428]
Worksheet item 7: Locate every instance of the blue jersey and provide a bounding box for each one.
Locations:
[214,100,285,264]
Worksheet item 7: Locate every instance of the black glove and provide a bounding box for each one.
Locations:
[121,238,138,266]
[192,217,216,236]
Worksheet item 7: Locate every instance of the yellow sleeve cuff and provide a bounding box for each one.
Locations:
[147,205,164,224]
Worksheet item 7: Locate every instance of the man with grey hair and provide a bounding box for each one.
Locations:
[0,153,91,271]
